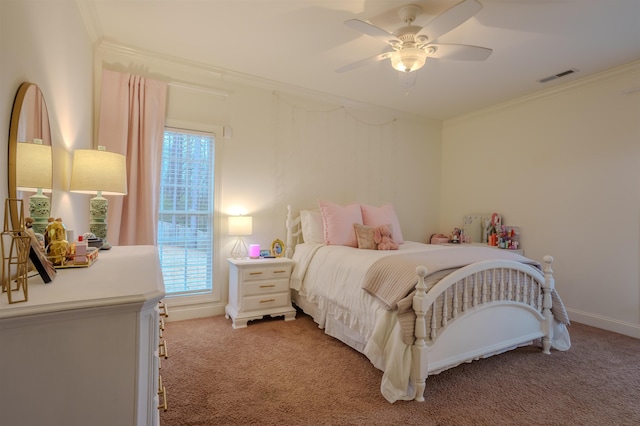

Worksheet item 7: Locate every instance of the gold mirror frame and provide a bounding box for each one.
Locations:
[8,82,53,230]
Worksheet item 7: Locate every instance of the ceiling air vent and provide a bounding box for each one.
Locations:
[538,68,579,83]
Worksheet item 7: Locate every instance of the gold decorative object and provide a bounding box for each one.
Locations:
[44,218,69,266]
[1,232,31,303]
[2,199,30,303]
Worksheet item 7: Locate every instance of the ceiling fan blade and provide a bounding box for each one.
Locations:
[416,0,483,42]
[345,19,401,45]
[427,43,492,61]
[335,50,392,73]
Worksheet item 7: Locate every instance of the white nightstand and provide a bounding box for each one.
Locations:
[225,257,296,329]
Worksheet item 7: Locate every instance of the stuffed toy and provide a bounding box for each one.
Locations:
[374,224,398,250]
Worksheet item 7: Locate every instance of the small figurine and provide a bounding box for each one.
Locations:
[491,213,502,232]
[482,218,490,243]
[450,227,462,244]
[45,218,69,266]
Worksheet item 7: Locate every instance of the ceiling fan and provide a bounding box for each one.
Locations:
[336,0,492,86]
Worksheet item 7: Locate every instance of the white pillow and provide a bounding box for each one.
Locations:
[318,200,363,247]
[300,210,324,244]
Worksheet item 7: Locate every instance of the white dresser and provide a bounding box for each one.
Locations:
[225,257,295,328]
[0,245,166,426]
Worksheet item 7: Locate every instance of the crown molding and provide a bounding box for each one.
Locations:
[445,60,640,126]
[75,0,101,43]
[95,40,429,123]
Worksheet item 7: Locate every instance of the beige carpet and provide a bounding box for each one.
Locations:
[160,310,640,426]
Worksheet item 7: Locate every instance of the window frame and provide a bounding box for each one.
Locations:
[160,120,224,306]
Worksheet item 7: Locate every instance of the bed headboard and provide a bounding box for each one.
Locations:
[285,205,302,258]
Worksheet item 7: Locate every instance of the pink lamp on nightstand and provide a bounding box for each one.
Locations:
[249,244,260,259]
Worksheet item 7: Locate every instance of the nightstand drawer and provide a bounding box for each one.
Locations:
[242,265,291,282]
[243,292,290,311]
[244,279,289,296]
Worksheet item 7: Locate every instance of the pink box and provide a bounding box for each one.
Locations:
[430,236,449,244]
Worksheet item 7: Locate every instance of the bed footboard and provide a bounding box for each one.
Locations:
[411,256,555,402]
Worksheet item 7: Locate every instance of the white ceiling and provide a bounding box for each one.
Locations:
[83,0,640,120]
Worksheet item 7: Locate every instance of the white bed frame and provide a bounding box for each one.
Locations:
[285,206,556,402]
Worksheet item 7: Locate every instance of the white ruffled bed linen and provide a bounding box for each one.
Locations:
[291,242,459,402]
[291,242,446,337]
[290,242,571,403]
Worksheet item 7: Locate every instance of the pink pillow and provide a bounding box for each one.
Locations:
[318,200,363,247]
[361,203,404,244]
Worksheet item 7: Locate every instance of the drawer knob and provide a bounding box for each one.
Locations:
[249,271,263,276]
[158,302,169,318]
[159,340,169,359]
[259,284,276,288]
[259,298,276,304]
[158,385,168,411]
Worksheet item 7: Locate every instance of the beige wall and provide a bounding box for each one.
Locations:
[441,63,640,338]
[96,42,442,319]
[1,0,94,236]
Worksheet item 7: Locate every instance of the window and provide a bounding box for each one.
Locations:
[157,128,215,295]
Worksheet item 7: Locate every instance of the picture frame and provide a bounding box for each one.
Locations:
[270,239,285,258]
[463,214,491,243]
[259,249,272,258]
[26,231,56,283]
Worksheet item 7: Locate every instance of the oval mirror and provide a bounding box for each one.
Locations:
[8,83,53,232]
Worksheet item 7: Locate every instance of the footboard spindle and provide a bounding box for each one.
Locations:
[541,255,555,354]
[412,266,429,402]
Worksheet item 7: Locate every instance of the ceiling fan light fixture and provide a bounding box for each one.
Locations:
[390,48,427,73]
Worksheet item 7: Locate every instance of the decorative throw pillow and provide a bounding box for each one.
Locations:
[318,199,363,247]
[354,223,377,250]
[361,203,405,244]
[300,210,324,244]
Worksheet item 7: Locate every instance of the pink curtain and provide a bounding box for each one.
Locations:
[97,69,167,246]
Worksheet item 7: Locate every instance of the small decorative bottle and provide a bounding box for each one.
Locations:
[75,235,88,264]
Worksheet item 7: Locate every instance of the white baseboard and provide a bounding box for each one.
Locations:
[567,308,640,339]
[163,301,225,322]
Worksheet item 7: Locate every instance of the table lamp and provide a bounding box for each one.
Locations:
[69,147,127,249]
[15,139,52,235]
[228,215,252,259]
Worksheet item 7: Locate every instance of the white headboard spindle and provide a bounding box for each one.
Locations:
[285,205,302,258]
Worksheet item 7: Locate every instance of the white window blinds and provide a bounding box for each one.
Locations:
[157,128,214,295]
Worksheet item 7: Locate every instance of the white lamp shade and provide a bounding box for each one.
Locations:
[228,216,252,236]
[391,48,428,73]
[70,149,128,195]
[16,141,52,192]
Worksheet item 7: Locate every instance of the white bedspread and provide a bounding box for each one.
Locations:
[291,242,447,340]
[290,242,571,403]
